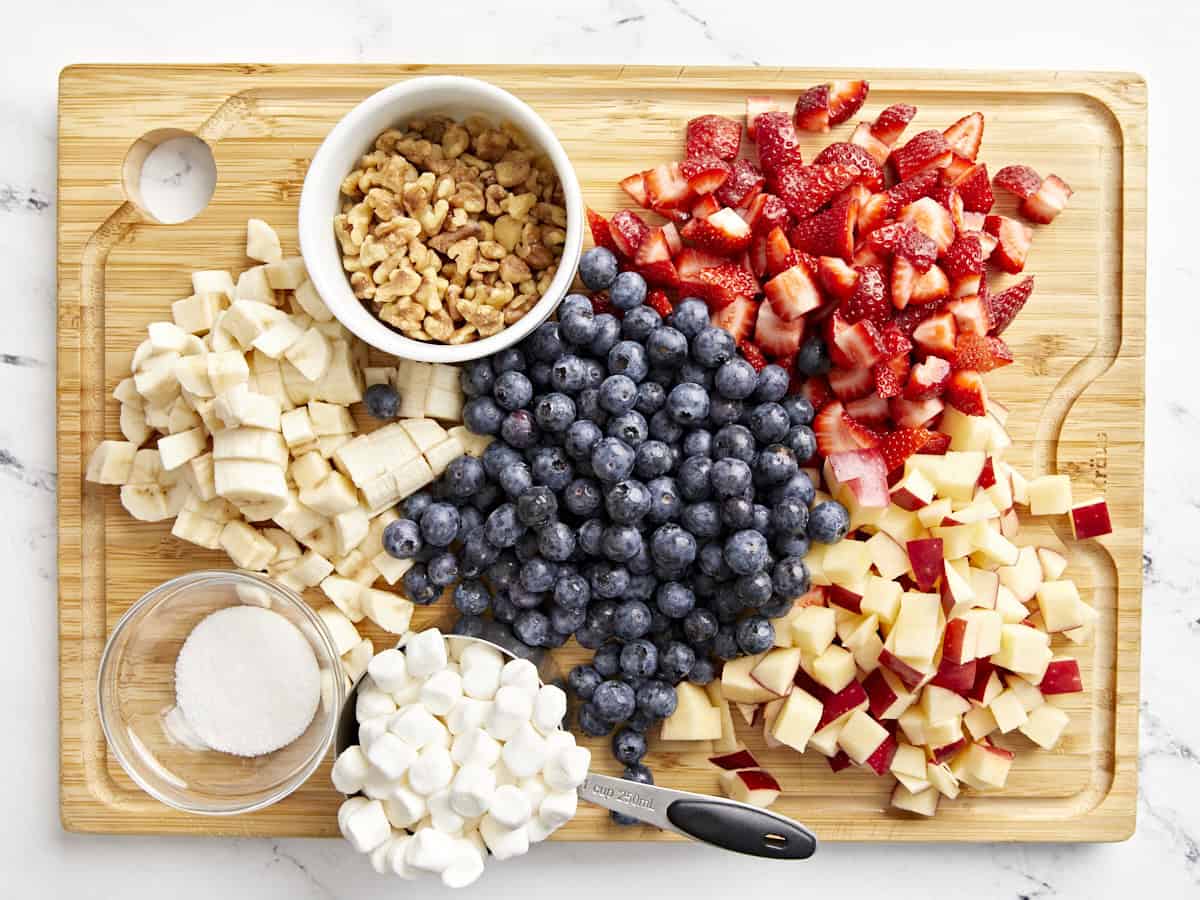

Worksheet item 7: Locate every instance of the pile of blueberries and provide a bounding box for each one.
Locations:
[374,246,851,808]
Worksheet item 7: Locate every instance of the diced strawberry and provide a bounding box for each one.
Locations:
[637,259,681,288]
[764,227,794,277]
[747,232,769,279]
[878,323,912,358]
[943,112,984,160]
[696,263,759,310]
[813,142,884,191]
[793,84,831,132]
[920,431,951,454]
[870,103,917,146]
[885,170,940,217]
[890,257,918,310]
[764,263,823,322]
[945,369,987,416]
[910,265,949,304]
[846,392,890,426]
[891,297,947,336]
[849,122,891,166]
[853,242,889,268]
[827,80,870,126]
[646,290,674,318]
[840,264,891,329]
[796,373,830,409]
[686,114,742,162]
[635,227,673,265]
[741,193,790,236]
[834,319,886,368]
[790,197,857,260]
[986,276,1035,335]
[983,215,1034,273]
[866,222,938,271]
[900,197,955,253]
[755,111,804,175]
[950,163,994,213]
[644,162,694,210]
[745,97,778,141]
[813,400,880,456]
[681,207,753,255]
[889,395,945,428]
[738,339,769,371]
[946,294,988,336]
[976,230,998,260]
[892,130,952,181]
[993,164,1043,199]
[608,209,651,258]
[711,295,758,343]
[880,427,933,471]
[912,310,958,358]
[619,172,649,207]
[691,194,721,219]
[661,221,683,256]
[675,246,727,282]
[943,153,974,181]
[716,158,766,208]
[817,256,860,301]
[856,192,890,234]
[904,356,952,399]
[590,292,615,316]
[754,300,805,357]
[829,366,875,401]
[774,163,862,219]
[873,352,910,399]
[941,234,983,298]
[1020,174,1073,224]
[952,332,1013,373]
[586,208,619,254]
[680,157,732,196]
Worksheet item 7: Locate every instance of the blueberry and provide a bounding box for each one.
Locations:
[549,574,588,614]
[631,440,672,479]
[619,640,658,678]
[736,615,775,654]
[771,471,816,507]
[452,578,490,616]
[579,247,619,290]
[753,445,797,489]
[590,314,622,357]
[363,382,400,419]
[748,402,791,443]
[724,529,769,576]
[646,326,689,368]
[403,564,441,605]
[689,657,718,685]
[710,457,752,498]
[598,374,638,415]
[610,270,648,310]
[705,396,741,428]
[607,411,649,446]
[610,811,641,827]
[784,425,817,463]
[752,503,771,535]
[783,395,816,426]
[520,557,557,593]
[608,341,649,382]
[403,490,434,521]
[593,680,637,722]
[683,607,719,644]
[486,554,520,590]
[773,532,811,560]
[773,556,812,597]
[452,614,486,638]
[650,523,698,568]
[513,485,555,527]
[713,626,741,660]
[493,347,527,374]
[549,354,589,394]
[531,447,573,491]
[771,499,809,536]
[574,626,606,649]
[614,600,653,640]
[529,361,553,390]
[471,483,500,512]
[721,496,755,530]
[760,594,794,619]
[753,364,790,402]
[601,524,642,562]
[735,571,774,607]
[510,582,546,610]
[480,442,518,478]
[664,382,709,426]
[513,610,552,648]
[562,477,602,516]
[681,502,722,542]
[646,366,675,388]
[698,541,731,578]
[514,531,541,564]
[428,551,461,588]
[533,392,576,433]
[645,476,682,524]
[648,410,684,444]
[575,388,607,427]
[463,396,504,434]
[808,500,851,544]
[621,306,662,343]
[605,479,652,524]
[715,358,758,400]
[527,321,565,362]
[591,437,636,482]
[491,590,518,623]
[592,640,621,676]
[461,527,501,576]
[498,463,533,498]
[634,381,666,416]
[484,503,525,548]
[624,762,655,785]
[578,703,615,737]
[652,581,694,619]
[578,519,605,557]
[560,308,598,346]
[538,521,576,561]
[563,419,603,462]
[568,664,603,700]
[590,563,631,600]
[677,455,713,501]
[682,429,713,458]
[677,361,714,390]
[612,727,648,765]
[460,358,496,398]
[382,518,422,558]
[420,503,460,547]
[658,641,696,682]
[692,326,736,367]
[669,297,709,338]
[713,424,756,462]
[500,409,540,449]
[796,335,832,375]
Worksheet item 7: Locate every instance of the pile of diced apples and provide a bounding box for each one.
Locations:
[661,398,1107,817]
[84,219,492,687]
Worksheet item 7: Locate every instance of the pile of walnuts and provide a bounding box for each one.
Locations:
[335,114,566,344]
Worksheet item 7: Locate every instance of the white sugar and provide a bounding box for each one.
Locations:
[174,605,321,757]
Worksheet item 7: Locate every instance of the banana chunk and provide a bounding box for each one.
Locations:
[85,440,138,485]
[219,520,277,571]
[191,270,235,300]
[246,218,283,264]
[214,460,289,514]
[213,427,289,468]
[213,383,282,432]
[265,257,307,291]
[236,265,276,305]
[285,328,332,382]
[172,292,225,335]
[158,427,208,471]
[294,279,334,323]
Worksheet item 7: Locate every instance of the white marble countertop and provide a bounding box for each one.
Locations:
[5,0,1197,895]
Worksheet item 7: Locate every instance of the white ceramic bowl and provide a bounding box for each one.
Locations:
[299,76,584,364]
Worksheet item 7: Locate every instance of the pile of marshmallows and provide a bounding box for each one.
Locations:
[333,628,591,888]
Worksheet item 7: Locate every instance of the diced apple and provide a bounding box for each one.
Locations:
[770,688,824,753]
[963,704,998,740]
[998,546,1043,603]
[708,748,760,771]
[836,710,889,765]
[897,705,928,746]
[807,718,845,757]
[661,682,723,740]
[930,523,975,560]
[806,542,831,586]
[875,505,925,544]
[706,681,739,753]
[891,782,939,816]
[814,678,869,727]
[721,653,777,704]
[769,600,809,648]
[828,448,891,508]
[942,617,975,664]
[939,405,995,452]
[864,667,917,719]
[991,624,1052,679]
[1009,466,1030,505]
[828,583,865,614]
[960,742,1014,789]
[893,592,942,663]
[750,648,802,696]
[790,606,836,657]
[1018,704,1071,749]
[824,539,874,586]
[760,696,787,749]
[734,702,758,726]
[961,608,1002,658]
[967,567,999,609]
[969,521,1020,566]
[861,575,903,626]
[921,684,971,724]
[866,531,911,581]
[890,469,937,510]
[947,496,1000,525]
[864,732,898,776]
[995,585,1030,624]
[812,645,857,693]
[845,615,884,673]
[891,741,929,790]
[987,688,1029,733]
[906,451,987,501]
[917,497,954,529]
[827,750,854,773]
[1037,580,1085,633]
[879,647,930,690]
[929,735,966,765]
[1036,546,1069,581]
[941,559,976,615]
[1062,601,1099,645]
[930,657,977,695]
[1027,474,1073,516]
[1003,674,1045,712]
[719,768,782,808]
[1040,657,1084,695]
[967,664,1004,708]
[926,761,960,799]
[905,538,944,591]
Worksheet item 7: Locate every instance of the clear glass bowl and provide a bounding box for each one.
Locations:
[98,570,345,815]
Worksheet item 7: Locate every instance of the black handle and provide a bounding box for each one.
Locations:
[666,798,818,860]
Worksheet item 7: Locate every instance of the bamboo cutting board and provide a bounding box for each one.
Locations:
[58,65,1146,841]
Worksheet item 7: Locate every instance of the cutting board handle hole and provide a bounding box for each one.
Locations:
[121,129,217,224]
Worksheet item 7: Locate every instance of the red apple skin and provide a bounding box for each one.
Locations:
[977,457,996,488]
[879,648,926,689]
[931,738,966,764]
[737,768,782,791]
[828,583,864,614]
[794,668,830,701]
[1040,658,1084,694]
[827,750,854,773]
[865,732,898,775]
[709,749,760,771]
[890,486,929,511]
[980,742,1014,761]
[817,680,870,729]
[906,538,945,591]
[942,617,972,664]
[1071,500,1113,539]
[967,657,996,704]
[931,657,977,695]
[796,587,828,607]
[863,669,899,718]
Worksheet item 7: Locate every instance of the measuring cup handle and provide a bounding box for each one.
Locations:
[665,797,817,860]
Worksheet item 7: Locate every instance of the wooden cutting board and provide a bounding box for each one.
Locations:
[58,65,1146,841]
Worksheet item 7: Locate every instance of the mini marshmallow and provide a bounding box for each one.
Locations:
[342,798,391,853]
[449,763,497,818]
[493,760,518,788]
[488,685,534,741]
[408,745,455,796]
[451,727,502,769]
[543,744,591,792]
[500,657,541,694]
[539,789,578,829]
[358,715,390,751]
[526,816,555,843]
[441,837,487,889]
[420,668,464,717]
[367,648,410,694]
[369,832,401,874]
[520,775,549,812]
[356,687,397,723]
[543,728,576,756]
[501,723,549,778]
[391,679,422,707]
[364,732,418,781]
[388,705,449,749]
[463,826,488,861]
[383,785,427,828]
[461,663,502,701]
[361,763,399,800]
[446,697,491,735]
[428,789,467,835]
[459,641,505,675]
[479,813,530,861]
[385,835,418,880]
[405,826,456,874]
[331,745,369,794]
[337,796,370,833]
[489,783,533,829]
[405,628,448,678]
[532,684,568,735]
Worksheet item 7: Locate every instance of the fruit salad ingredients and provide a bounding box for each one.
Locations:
[173,605,321,757]
[335,114,566,344]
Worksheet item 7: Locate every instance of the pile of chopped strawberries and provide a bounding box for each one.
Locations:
[585,78,1072,475]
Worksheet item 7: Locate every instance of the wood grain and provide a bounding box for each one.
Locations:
[58,65,1146,841]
